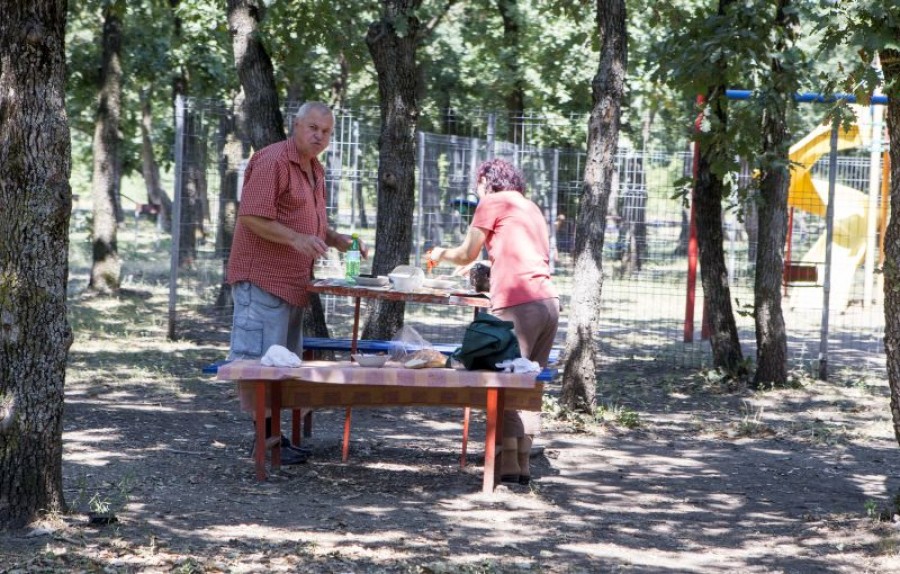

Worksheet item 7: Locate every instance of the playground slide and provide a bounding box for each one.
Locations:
[786,107,872,309]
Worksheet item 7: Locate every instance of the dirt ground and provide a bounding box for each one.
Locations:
[2,290,900,574]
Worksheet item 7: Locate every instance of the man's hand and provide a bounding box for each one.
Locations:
[290,233,328,259]
[328,231,369,259]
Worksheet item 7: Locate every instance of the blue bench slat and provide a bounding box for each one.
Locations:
[303,337,560,363]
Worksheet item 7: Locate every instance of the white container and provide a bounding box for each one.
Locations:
[388,265,424,292]
[352,354,389,368]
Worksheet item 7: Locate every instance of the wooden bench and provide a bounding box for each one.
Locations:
[784,262,819,284]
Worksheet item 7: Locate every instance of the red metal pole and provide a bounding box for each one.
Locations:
[684,95,704,342]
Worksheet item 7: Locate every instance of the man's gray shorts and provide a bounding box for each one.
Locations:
[228,281,304,360]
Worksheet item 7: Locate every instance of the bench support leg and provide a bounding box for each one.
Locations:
[254,382,268,481]
[270,383,282,470]
[460,407,470,468]
[342,406,353,462]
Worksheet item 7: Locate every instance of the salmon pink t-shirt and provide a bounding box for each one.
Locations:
[470,191,558,310]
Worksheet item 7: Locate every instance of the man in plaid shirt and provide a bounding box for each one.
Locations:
[227,101,368,463]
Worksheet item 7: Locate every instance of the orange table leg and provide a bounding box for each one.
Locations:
[254,381,267,481]
[342,406,353,462]
[483,389,499,493]
[270,382,282,470]
[460,407,471,468]
[495,391,506,481]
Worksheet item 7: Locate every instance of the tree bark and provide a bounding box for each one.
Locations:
[0,0,72,529]
[496,0,525,143]
[560,0,627,412]
[226,0,284,150]
[89,0,125,293]
[225,1,331,339]
[693,0,744,373]
[139,89,173,233]
[361,0,424,340]
[752,0,795,388]
[879,48,900,446]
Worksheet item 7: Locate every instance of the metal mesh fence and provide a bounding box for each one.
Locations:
[168,97,887,377]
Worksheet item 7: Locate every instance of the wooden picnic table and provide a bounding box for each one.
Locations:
[306,278,490,355]
[217,359,542,493]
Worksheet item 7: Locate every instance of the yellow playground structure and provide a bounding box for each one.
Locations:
[785,105,886,310]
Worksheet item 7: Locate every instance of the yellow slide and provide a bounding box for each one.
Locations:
[787,107,871,309]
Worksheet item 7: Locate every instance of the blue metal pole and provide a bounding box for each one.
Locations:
[725,89,888,105]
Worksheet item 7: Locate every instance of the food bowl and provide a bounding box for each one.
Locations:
[355,274,389,287]
[352,353,389,368]
[388,265,424,292]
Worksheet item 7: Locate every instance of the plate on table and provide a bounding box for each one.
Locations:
[422,278,456,290]
[355,275,390,287]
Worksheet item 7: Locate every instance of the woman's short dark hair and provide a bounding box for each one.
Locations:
[476,158,526,194]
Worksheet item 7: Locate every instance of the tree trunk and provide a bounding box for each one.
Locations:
[226,0,284,151]
[0,0,72,529]
[225,0,331,339]
[361,0,423,340]
[139,89,173,233]
[753,0,795,389]
[560,0,627,412]
[693,0,743,373]
[89,0,125,294]
[696,131,744,372]
[496,0,525,143]
[879,48,900,446]
[215,108,242,311]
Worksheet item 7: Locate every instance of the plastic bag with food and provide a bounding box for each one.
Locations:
[388,325,449,368]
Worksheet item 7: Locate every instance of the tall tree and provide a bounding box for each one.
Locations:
[496,0,525,142]
[752,0,799,388]
[361,0,453,340]
[650,0,747,374]
[560,0,627,412]
[0,0,72,528]
[818,2,900,443]
[881,50,900,445]
[693,0,744,374]
[88,0,125,293]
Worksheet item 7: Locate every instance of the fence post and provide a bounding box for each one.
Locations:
[864,101,884,307]
[414,130,426,268]
[167,95,185,341]
[549,149,560,274]
[817,119,840,380]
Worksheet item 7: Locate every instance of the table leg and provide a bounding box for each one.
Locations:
[350,297,361,356]
[460,407,471,468]
[342,406,353,462]
[303,410,313,437]
[291,409,302,445]
[271,382,282,470]
[254,382,267,481]
[483,389,501,493]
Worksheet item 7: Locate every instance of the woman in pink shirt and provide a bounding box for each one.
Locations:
[429,158,559,485]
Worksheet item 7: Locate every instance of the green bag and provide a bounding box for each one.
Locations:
[451,313,521,371]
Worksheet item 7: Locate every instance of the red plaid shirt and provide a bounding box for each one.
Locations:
[226,139,328,306]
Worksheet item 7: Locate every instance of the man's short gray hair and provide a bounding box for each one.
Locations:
[294,101,333,122]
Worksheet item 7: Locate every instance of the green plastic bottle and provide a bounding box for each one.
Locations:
[345,233,361,283]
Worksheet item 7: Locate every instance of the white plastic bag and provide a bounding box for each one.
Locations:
[260,345,302,367]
